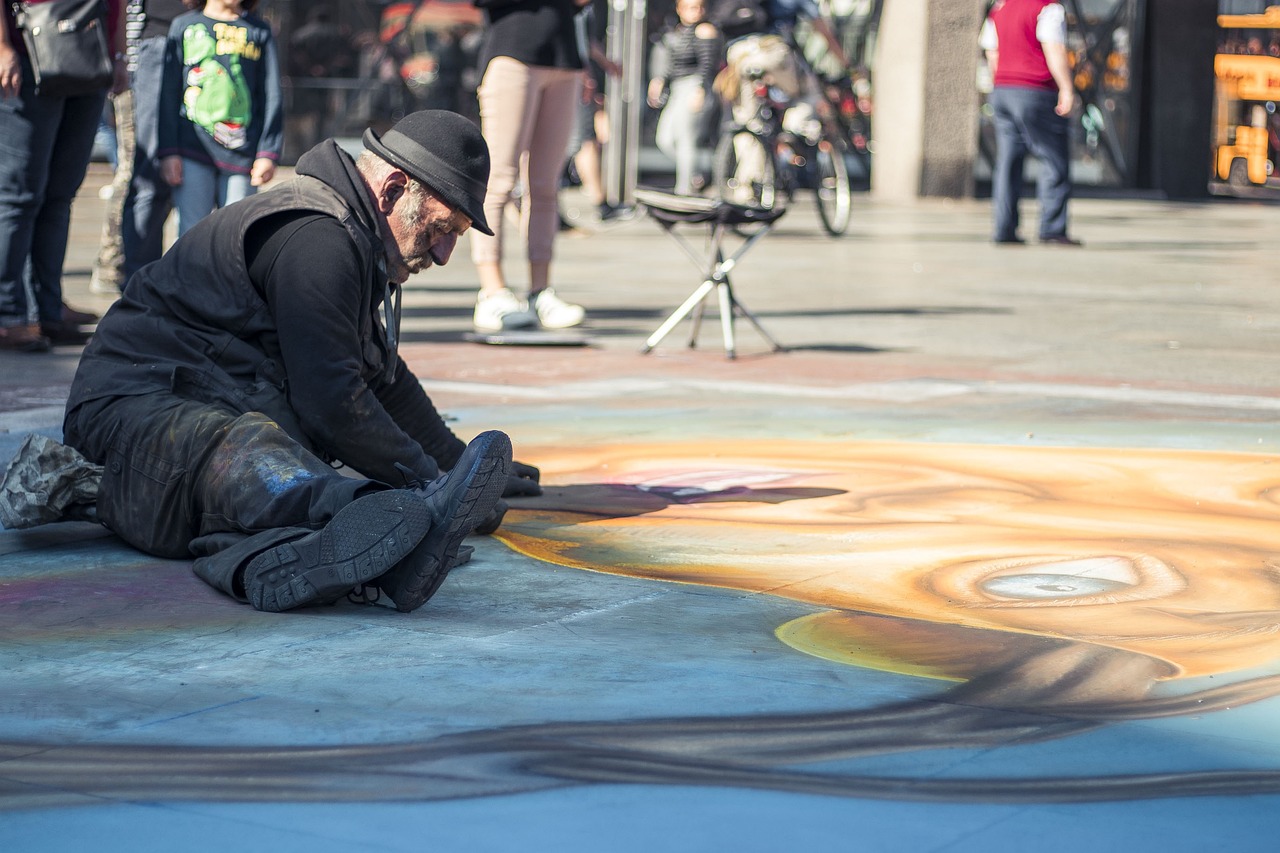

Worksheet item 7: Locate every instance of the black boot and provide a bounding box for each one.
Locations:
[374,430,512,612]
[241,489,432,612]
[473,498,509,536]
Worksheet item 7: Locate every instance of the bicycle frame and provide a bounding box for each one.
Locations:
[713,34,854,235]
[735,75,837,201]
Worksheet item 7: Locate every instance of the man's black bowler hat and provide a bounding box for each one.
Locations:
[363,110,493,236]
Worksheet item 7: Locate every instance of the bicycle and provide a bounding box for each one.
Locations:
[711,56,852,236]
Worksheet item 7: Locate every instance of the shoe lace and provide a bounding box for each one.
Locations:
[394,461,429,490]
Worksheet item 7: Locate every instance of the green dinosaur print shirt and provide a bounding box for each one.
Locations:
[157,10,283,174]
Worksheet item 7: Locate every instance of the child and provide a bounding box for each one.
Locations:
[647,0,723,195]
[159,0,282,235]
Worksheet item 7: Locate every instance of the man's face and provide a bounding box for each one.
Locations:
[383,179,471,283]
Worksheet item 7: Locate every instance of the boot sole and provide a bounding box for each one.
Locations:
[246,490,431,612]
[380,430,512,612]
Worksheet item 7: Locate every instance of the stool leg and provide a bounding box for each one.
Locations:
[689,299,706,348]
[730,292,788,353]
[641,279,716,354]
[718,279,737,359]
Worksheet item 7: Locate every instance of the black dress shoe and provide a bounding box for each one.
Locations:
[60,303,100,326]
[40,323,92,345]
[993,235,1025,245]
[1040,234,1083,246]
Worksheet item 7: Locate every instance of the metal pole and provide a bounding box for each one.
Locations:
[604,0,646,207]
[604,0,626,206]
[623,0,646,204]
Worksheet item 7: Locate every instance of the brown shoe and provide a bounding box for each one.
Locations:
[61,303,100,326]
[0,323,52,352]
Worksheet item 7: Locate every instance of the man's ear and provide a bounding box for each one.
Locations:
[376,171,410,213]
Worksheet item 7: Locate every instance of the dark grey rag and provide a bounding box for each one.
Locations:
[0,433,102,529]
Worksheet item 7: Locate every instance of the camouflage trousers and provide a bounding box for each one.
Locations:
[92,89,136,292]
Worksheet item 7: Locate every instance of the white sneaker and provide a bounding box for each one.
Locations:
[530,287,585,329]
[474,288,536,331]
[89,268,121,295]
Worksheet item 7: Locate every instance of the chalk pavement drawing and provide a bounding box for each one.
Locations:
[5,440,1280,808]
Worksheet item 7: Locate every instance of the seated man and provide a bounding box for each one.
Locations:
[62,110,536,614]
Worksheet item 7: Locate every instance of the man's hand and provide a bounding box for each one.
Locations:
[504,460,541,497]
[1055,86,1077,117]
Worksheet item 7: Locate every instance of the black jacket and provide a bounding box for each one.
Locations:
[65,140,465,484]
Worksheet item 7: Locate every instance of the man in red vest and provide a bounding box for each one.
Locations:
[980,0,1081,246]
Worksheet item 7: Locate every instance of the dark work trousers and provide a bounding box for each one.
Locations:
[989,86,1071,242]
[64,393,381,599]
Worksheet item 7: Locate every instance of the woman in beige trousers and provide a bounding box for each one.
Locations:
[470,0,590,332]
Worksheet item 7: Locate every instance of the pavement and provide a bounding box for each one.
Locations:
[3,164,1280,851]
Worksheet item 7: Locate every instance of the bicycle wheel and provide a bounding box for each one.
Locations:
[713,129,777,209]
[814,137,851,236]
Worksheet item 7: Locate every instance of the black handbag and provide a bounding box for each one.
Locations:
[11,0,114,97]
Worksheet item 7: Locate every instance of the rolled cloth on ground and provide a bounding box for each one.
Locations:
[0,434,102,529]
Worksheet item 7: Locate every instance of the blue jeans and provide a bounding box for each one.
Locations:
[172,158,255,237]
[121,36,173,284]
[989,86,1071,241]
[0,55,107,326]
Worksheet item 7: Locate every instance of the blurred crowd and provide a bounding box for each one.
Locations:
[271,0,877,165]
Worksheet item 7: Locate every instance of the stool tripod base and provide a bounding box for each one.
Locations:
[633,188,788,359]
[640,277,787,359]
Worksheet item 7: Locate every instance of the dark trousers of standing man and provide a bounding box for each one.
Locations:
[989,86,1071,242]
[0,62,106,326]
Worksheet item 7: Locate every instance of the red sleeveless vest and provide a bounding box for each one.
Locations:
[990,0,1058,90]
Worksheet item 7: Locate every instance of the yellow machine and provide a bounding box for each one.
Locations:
[1213,7,1280,189]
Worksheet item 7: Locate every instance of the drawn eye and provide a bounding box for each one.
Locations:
[933,554,1183,609]
[981,573,1131,600]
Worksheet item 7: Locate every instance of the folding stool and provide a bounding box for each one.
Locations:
[633,188,788,359]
